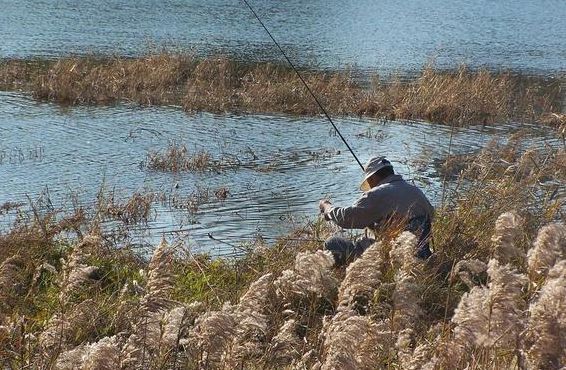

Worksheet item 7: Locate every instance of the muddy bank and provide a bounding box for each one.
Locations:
[1,54,563,127]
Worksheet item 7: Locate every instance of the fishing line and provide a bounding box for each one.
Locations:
[240,0,365,171]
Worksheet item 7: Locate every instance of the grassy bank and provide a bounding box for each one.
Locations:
[0,138,564,369]
[1,54,564,127]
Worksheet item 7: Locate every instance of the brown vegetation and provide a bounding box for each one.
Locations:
[0,137,564,368]
[99,191,155,225]
[145,142,213,173]
[0,55,193,105]
[1,55,563,127]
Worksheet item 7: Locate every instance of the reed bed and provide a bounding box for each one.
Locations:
[145,142,213,173]
[1,55,563,127]
[0,139,564,369]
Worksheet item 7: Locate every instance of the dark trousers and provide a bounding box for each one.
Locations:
[324,218,433,265]
[323,236,375,266]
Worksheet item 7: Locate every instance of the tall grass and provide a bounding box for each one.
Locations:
[1,55,563,127]
[0,138,564,369]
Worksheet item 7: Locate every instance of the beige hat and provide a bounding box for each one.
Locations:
[360,156,393,191]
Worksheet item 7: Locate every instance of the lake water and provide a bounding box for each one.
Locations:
[1,0,565,75]
[0,91,559,254]
[0,1,564,254]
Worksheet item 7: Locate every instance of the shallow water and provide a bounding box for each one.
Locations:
[0,91,559,254]
[1,0,565,74]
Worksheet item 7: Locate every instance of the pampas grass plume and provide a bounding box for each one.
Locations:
[524,260,566,369]
[527,222,566,280]
[274,250,336,300]
[337,241,385,311]
[444,259,527,367]
[142,238,175,312]
[321,310,389,370]
[189,305,237,366]
[269,318,302,364]
[390,232,423,328]
[453,259,487,288]
[160,306,187,349]
[491,211,524,264]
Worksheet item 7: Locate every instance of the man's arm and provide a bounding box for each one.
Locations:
[321,194,378,229]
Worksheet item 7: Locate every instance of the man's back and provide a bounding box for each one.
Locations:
[326,174,434,230]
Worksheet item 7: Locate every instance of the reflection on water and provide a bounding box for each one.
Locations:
[1,0,565,74]
[0,92,560,253]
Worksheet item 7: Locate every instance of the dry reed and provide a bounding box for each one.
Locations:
[320,309,390,370]
[527,223,566,280]
[146,142,213,173]
[33,54,193,105]
[102,192,154,224]
[38,298,100,356]
[274,250,337,302]
[524,260,566,369]
[0,255,26,312]
[337,240,385,312]
[0,55,562,126]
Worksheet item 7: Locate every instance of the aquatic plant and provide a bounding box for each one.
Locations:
[0,55,563,127]
[145,142,213,173]
[100,192,155,225]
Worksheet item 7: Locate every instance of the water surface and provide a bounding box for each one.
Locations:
[1,0,565,74]
[0,92,559,254]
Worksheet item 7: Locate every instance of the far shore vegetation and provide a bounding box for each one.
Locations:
[0,54,564,129]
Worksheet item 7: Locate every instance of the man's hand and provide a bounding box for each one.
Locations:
[319,199,332,215]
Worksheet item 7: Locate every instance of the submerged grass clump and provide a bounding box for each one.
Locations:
[0,54,563,127]
[0,138,564,369]
[145,142,213,173]
[99,191,155,225]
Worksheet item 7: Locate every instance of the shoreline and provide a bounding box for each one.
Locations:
[1,54,564,128]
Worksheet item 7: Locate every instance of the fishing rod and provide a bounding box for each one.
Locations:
[207,232,324,244]
[240,0,365,171]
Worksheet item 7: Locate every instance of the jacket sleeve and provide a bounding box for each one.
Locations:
[325,193,378,229]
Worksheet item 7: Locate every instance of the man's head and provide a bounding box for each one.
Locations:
[360,156,394,191]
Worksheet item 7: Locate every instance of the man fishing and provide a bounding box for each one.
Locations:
[240,0,433,265]
[319,156,434,265]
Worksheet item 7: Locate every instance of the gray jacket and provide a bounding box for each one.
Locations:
[326,174,434,230]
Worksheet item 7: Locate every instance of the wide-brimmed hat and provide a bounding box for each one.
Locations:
[360,156,393,191]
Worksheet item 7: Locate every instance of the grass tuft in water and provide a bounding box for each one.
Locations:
[145,141,213,173]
